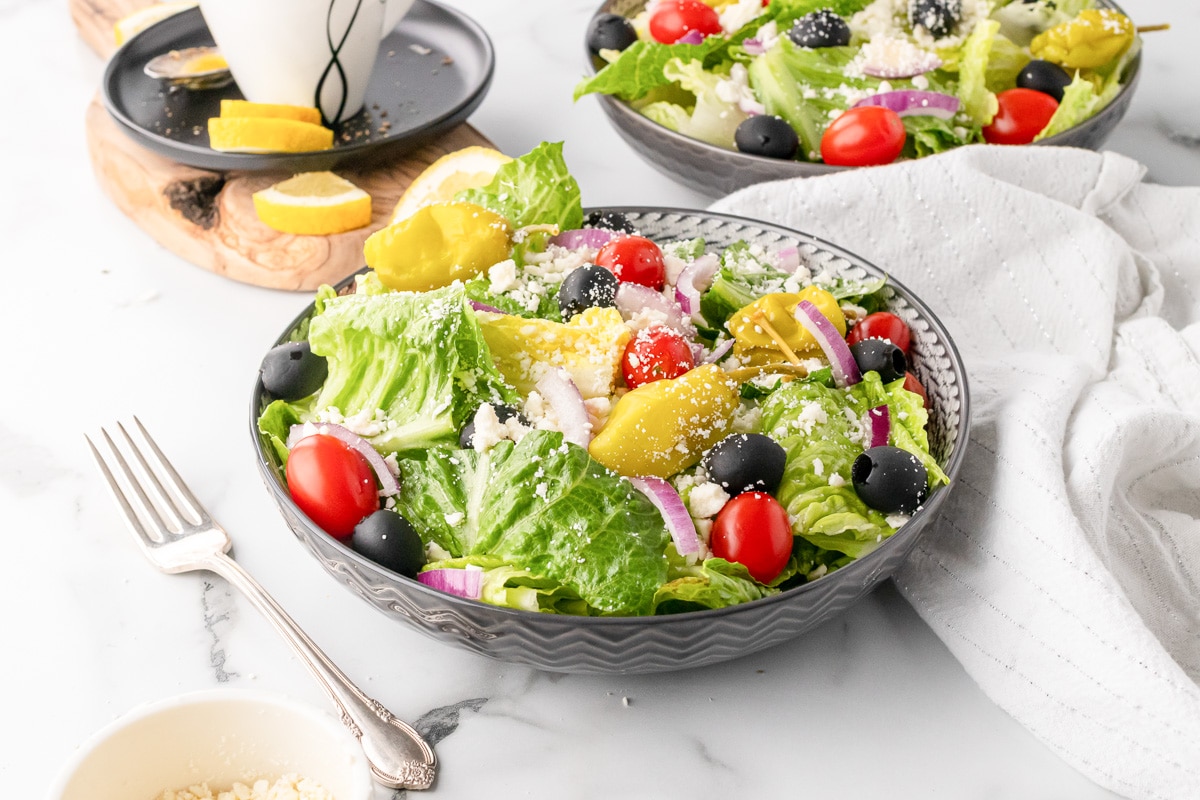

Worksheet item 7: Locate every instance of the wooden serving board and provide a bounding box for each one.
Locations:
[73,0,494,291]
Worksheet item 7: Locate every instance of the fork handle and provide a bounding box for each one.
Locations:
[200,551,436,790]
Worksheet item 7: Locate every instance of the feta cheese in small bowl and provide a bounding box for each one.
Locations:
[48,689,372,800]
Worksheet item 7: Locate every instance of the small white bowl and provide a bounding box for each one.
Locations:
[48,688,373,800]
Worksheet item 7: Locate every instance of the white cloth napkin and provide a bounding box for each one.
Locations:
[711,146,1200,800]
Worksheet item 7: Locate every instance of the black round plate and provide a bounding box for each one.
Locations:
[102,1,494,172]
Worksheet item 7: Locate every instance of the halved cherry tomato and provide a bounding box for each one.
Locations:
[595,235,666,290]
[983,88,1058,145]
[903,371,930,409]
[648,0,722,44]
[710,492,792,584]
[846,311,912,355]
[286,434,379,540]
[820,106,906,167]
[622,326,695,389]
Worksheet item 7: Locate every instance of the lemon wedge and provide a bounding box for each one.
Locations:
[366,201,511,291]
[113,2,197,46]
[219,99,323,126]
[208,117,333,153]
[390,146,511,224]
[252,172,372,235]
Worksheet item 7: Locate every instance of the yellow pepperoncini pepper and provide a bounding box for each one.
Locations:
[726,286,846,366]
[1030,8,1134,69]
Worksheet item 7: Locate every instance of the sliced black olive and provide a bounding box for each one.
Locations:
[1017,59,1073,102]
[558,263,620,319]
[788,9,852,48]
[909,0,961,39]
[734,115,800,160]
[850,339,907,384]
[351,510,426,577]
[260,341,327,400]
[851,446,928,514]
[459,403,525,449]
[586,13,638,57]
[585,209,636,234]
[702,433,788,495]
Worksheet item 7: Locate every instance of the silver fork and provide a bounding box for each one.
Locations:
[86,417,436,791]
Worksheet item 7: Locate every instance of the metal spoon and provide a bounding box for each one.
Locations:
[144,46,233,90]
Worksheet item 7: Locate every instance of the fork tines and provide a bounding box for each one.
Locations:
[86,417,207,544]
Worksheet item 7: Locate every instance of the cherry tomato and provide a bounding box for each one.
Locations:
[286,434,379,540]
[595,235,666,290]
[710,492,793,584]
[983,88,1059,145]
[622,326,695,389]
[820,106,906,167]
[648,0,722,44]
[846,311,912,355]
[903,371,930,410]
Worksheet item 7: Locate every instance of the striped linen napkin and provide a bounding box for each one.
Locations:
[711,145,1200,800]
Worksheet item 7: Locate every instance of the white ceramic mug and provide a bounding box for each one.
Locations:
[199,0,416,125]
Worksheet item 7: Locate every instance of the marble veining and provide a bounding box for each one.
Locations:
[5,0,1197,799]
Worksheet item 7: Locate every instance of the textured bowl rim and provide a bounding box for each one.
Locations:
[582,0,1142,173]
[46,687,372,800]
[249,207,971,628]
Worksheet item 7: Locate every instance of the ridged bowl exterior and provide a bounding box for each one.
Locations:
[251,210,971,674]
[587,0,1141,198]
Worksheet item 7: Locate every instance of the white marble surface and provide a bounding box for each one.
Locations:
[2,0,1197,798]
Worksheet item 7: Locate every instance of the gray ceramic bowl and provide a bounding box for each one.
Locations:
[250,209,971,674]
[585,0,1141,197]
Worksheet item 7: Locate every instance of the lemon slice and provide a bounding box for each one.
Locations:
[390,146,512,224]
[208,117,334,153]
[253,172,373,235]
[113,2,197,46]
[219,99,323,126]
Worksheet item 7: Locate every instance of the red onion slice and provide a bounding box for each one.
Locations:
[615,282,696,339]
[773,246,800,274]
[676,30,705,45]
[743,37,766,55]
[853,90,959,119]
[288,422,400,496]
[866,405,891,449]
[794,300,861,387]
[535,369,592,448]
[548,228,616,250]
[418,566,483,599]
[469,300,505,314]
[629,476,700,556]
[702,338,735,364]
[673,253,720,326]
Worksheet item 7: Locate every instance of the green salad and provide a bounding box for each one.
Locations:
[576,0,1141,164]
[258,143,947,616]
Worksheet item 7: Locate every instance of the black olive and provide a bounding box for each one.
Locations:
[351,510,426,577]
[734,115,800,160]
[459,403,525,449]
[908,0,961,39]
[852,446,928,514]
[558,263,620,319]
[585,209,636,234]
[260,341,328,400]
[702,433,788,495]
[787,9,852,48]
[850,339,907,384]
[586,13,638,57]
[1017,59,1073,102]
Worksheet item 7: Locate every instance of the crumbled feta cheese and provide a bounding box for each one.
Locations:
[488,259,519,293]
[828,473,847,488]
[687,482,731,519]
[444,511,465,526]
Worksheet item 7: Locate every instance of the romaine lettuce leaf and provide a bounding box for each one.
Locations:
[639,58,748,148]
[455,141,582,231]
[304,284,517,453]
[423,555,592,615]
[955,18,1002,125]
[394,431,670,615]
[653,556,776,614]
